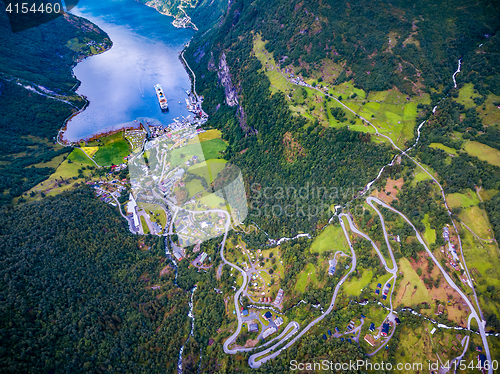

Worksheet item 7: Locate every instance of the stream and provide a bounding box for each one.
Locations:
[177,285,197,374]
[351,300,500,337]
[165,240,200,373]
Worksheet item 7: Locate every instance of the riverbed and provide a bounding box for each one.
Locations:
[64,0,194,142]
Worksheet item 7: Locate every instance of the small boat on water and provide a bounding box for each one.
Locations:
[154,84,168,112]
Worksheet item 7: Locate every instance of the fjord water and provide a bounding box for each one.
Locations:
[64,0,194,141]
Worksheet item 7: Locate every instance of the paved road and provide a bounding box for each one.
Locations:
[367,197,492,373]
[460,221,497,244]
[342,213,396,275]
[299,63,487,327]
[111,195,137,233]
[366,321,396,357]
[219,211,250,354]
[247,215,358,368]
[247,321,300,368]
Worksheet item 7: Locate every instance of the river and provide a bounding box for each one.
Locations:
[64,0,194,142]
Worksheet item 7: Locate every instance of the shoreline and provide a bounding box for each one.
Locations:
[85,124,143,143]
[58,17,114,146]
[59,6,197,146]
[140,0,198,30]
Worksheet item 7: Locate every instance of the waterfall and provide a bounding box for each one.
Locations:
[177,285,197,374]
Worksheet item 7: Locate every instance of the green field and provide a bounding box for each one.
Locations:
[343,270,373,296]
[196,193,226,209]
[65,37,86,51]
[412,164,437,185]
[188,159,227,184]
[454,83,480,109]
[26,148,95,201]
[459,205,494,240]
[186,179,205,198]
[252,33,430,147]
[395,258,431,307]
[345,89,430,147]
[393,325,436,368]
[479,188,498,201]
[137,202,166,229]
[446,189,481,209]
[93,132,131,166]
[310,225,349,254]
[68,148,95,166]
[32,153,67,169]
[460,230,500,319]
[253,34,295,94]
[476,93,500,128]
[464,141,500,167]
[295,263,318,293]
[80,146,99,158]
[422,214,436,245]
[140,216,150,234]
[169,139,227,169]
[198,129,222,142]
[429,143,458,155]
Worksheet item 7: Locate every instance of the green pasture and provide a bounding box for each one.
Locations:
[395,258,431,308]
[295,263,318,293]
[464,141,500,168]
[93,132,131,166]
[476,93,500,128]
[454,83,480,109]
[422,214,436,245]
[343,270,373,296]
[310,225,349,254]
[446,189,480,209]
[188,159,227,184]
[429,143,458,155]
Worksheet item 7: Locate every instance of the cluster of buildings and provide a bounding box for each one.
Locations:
[169,113,207,132]
[374,282,391,300]
[149,126,169,138]
[192,251,210,268]
[91,179,126,206]
[173,15,193,29]
[185,92,205,116]
[443,226,473,287]
[274,289,284,306]
[345,319,356,333]
[124,129,146,150]
[126,193,141,230]
[443,226,460,262]
[110,163,127,172]
[242,309,285,341]
[328,259,336,276]
[261,311,283,339]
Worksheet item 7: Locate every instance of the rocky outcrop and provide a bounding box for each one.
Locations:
[207,52,216,71]
[217,52,238,107]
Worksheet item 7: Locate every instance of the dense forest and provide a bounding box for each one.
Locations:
[183,0,500,236]
[0,2,111,206]
[0,188,190,373]
[1,0,500,371]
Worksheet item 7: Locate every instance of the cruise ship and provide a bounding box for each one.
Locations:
[154,84,169,112]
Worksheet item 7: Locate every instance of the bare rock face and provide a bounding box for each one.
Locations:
[217,52,238,107]
[207,52,216,72]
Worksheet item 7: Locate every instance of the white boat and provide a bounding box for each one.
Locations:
[154,84,168,111]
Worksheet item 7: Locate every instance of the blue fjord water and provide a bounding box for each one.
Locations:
[64,0,194,141]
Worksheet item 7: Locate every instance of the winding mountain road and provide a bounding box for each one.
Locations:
[366,196,492,373]
[246,215,357,368]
